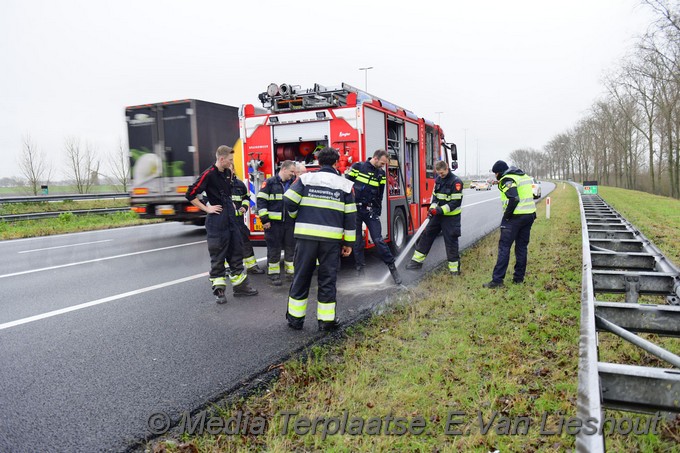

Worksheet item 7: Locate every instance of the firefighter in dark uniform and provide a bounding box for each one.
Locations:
[256,160,296,286]
[346,149,402,285]
[228,163,264,275]
[406,160,463,274]
[185,145,258,304]
[283,147,356,332]
[483,160,537,288]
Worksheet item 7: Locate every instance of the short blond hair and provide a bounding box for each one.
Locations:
[216,145,234,158]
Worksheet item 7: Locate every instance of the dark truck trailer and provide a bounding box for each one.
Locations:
[126,99,240,224]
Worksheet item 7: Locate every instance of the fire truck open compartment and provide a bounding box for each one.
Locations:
[240,82,457,251]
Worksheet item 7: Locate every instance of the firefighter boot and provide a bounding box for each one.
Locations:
[286,312,304,330]
[233,278,258,297]
[388,263,402,285]
[247,265,265,275]
[318,318,341,332]
[406,260,422,270]
[269,274,283,287]
[213,287,227,304]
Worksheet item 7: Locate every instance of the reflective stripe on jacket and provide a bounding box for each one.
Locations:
[256,175,290,223]
[284,167,357,246]
[432,171,463,216]
[346,160,386,210]
[500,173,536,215]
[231,177,250,217]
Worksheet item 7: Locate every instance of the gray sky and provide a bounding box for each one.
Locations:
[0,0,654,179]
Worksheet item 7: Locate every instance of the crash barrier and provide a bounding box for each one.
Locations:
[0,193,129,204]
[575,191,680,452]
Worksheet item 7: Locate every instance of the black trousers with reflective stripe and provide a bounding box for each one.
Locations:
[415,215,461,263]
[289,239,341,313]
[236,218,255,259]
[206,212,244,282]
[264,221,295,270]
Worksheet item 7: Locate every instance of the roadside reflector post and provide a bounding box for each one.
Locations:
[546,196,551,219]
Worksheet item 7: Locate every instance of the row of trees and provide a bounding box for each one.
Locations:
[18,135,129,195]
[510,0,680,198]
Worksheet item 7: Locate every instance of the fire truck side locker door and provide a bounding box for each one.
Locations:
[272,122,329,143]
[363,107,388,237]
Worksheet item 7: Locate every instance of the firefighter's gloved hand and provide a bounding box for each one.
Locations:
[428,207,442,218]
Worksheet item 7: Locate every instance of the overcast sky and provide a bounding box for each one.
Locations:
[0,0,654,179]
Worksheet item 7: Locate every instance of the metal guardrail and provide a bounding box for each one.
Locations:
[0,193,130,204]
[575,188,680,452]
[0,208,130,222]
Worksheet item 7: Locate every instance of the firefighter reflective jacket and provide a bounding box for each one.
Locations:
[231,177,250,217]
[256,174,292,224]
[431,170,464,216]
[284,166,357,246]
[499,171,536,216]
[346,160,386,213]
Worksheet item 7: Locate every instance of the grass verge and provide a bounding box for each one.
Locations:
[599,186,680,266]
[0,199,130,216]
[151,184,678,452]
[0,211,160,240]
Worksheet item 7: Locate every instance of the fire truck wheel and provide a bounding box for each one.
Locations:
[389,208,407,254]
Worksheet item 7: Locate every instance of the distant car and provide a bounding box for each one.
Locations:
[474,179,491,191]
[469,181,477,190]
[532,178,542,199]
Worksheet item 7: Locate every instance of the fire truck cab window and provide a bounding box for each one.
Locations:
[425,127,436,179]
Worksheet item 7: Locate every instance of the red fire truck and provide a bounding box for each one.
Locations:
[237,82,458,252]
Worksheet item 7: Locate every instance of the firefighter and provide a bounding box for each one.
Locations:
[257,160,296,286]
[483,160,537,288]
[283,147,356,331]
[294,162,307,177]
[346,149,402,284]
[185,145,258,304]
[406,160,463,274]
[228,162,264,275]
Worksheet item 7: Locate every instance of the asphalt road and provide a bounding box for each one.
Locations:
[0,183,554,452]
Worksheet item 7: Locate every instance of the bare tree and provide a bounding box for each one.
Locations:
[108,139,129,192]
[18,134,52,195]
[64,137,101,194]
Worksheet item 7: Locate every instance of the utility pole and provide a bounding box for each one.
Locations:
[463,128,467,178]
[358,67,373,91]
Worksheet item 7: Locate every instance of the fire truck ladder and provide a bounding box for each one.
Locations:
[576,192,680,452]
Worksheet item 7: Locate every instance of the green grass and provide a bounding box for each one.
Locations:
[0,211,160,240]
[599,186,680,267]
[150,185,679,452]
[0,199,129,216]
[0,184,126,195]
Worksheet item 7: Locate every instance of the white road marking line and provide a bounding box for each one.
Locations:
[0,240,206,279]
[18,239,113,254]
[462,197,499,208]
[0,222,185,244]
[0,273,208,331]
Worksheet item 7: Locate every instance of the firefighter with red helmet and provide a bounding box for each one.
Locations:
[185,145,258,304]
[257,160,297,286]
[346,149,402,284]
[283,147,356,331]
[406,160,463,274]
